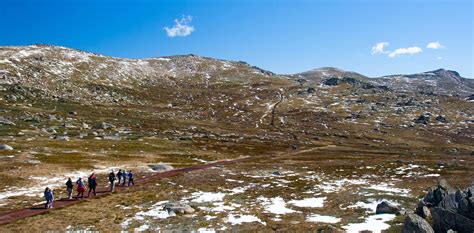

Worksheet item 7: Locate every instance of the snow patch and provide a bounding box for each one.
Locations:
[289,197,326,208]
[225,214,266,225]
[307,214,341,223]
[258,197,297,215]
[342,214,396,233]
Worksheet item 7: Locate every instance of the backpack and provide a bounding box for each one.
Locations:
[109,172,115,182]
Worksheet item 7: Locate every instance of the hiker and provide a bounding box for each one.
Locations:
[121,169,127,186]
[66,178,73,199]
[127,170,134,186]
[108,170,116,192]
[87,173,97,197]
[76,177,86,198]
[117,169,122,185]
[291,144,297,151]
[44,187,54,209]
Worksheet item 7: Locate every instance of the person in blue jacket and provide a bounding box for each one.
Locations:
[127,170,134,186]
[44,187,54,209]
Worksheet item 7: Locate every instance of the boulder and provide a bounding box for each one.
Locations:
[402,213,434,233]
[458,195,473,220]
[0,144,13,150]
[438,193,458,212]
[415,200,431,218]
[432,207,474,233]
[433,187,448,206]
[149,163,174,172]
[376,201,400,214]
[162,202,194,215]
[435,115,447,123]
[438,178,450,190]
[415,114,430,124]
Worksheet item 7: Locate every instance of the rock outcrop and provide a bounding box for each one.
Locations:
[405,179,474,233]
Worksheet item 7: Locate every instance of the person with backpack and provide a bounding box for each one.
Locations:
[76,177,86,198]
[44,187,54,209]
[66,178,73,199]
[127,170,134,186]
[87,173,97,197]
[108,170,116,192]
[121,169,127,187]
[117,169,122,185]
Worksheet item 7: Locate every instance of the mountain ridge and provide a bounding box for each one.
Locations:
[0,45,472,99]
[3,44,470,79]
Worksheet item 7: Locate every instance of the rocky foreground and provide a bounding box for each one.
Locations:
[402,179,474,233]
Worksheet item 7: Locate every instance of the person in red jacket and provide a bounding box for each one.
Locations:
[76,177,86,198]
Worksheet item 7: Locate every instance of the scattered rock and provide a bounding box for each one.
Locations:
[162,202,194,215]
[93,122,114,130]
[323,77,340,86]
[55,135,70,141]
[376,201,400,214]
[271,171,282,176]
[435,115,447,123]
[0,117,15,125]
[82,122,90,129]
[402,213,434,233]
[63,123,77,129]
[415,114,430,124]
[316,225,344,233]
[0,144,13,150]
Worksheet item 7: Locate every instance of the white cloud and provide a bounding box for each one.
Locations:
[164,16,195,38]
[371,42,389,54]
[427,41,444,49]
[437,56,443,60]
[388,46,422,58]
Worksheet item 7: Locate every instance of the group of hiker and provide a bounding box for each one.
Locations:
[43,169,135,209]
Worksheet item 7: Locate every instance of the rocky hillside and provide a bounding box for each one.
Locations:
[373,69,474,97]
[0,45,472,155]
[0,44,279,104]
[294,67,473,97]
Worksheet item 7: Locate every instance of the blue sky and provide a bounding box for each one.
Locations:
[0,0,472,78]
